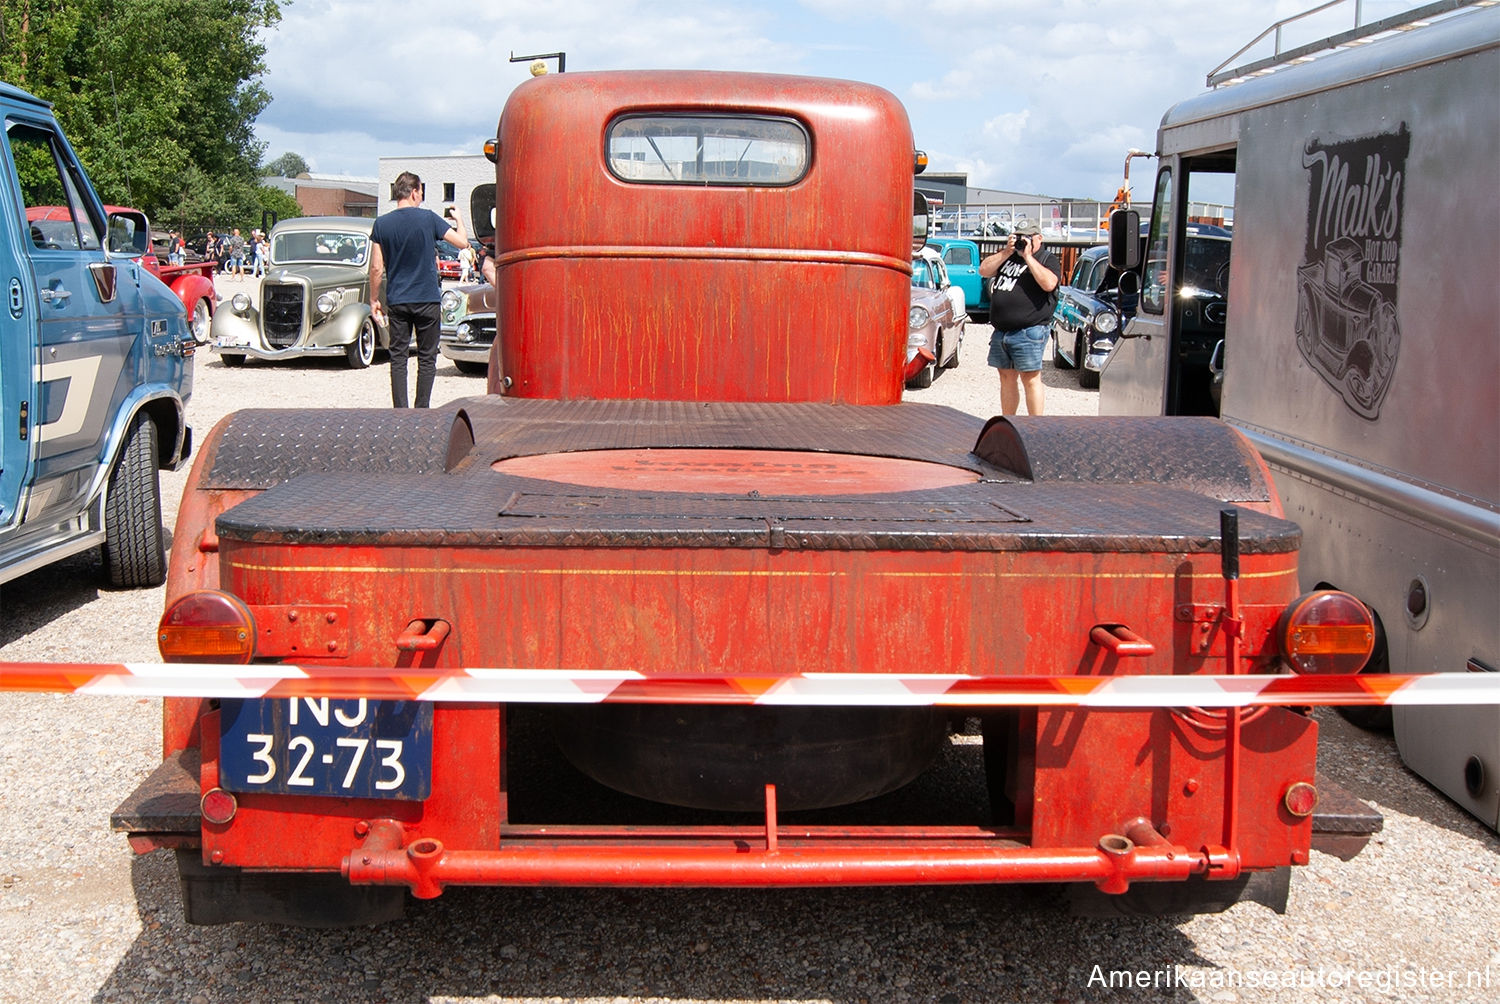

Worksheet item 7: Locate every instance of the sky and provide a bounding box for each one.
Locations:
[252,0,1428,202]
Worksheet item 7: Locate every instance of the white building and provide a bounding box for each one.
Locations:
[377,155,494,234]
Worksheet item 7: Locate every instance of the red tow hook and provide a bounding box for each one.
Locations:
[395,619,450,653]
[1089,624,1156,657]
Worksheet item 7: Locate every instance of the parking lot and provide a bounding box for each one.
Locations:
[0,310,1496,1003]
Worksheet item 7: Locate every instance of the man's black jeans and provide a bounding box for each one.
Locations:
[385,301,442,408]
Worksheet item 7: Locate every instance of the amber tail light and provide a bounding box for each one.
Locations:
[1276,590,1376,675]
[158,590,257,664]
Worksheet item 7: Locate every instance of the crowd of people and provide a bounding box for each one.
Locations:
[200,227,268,276]
[159,227,270,277]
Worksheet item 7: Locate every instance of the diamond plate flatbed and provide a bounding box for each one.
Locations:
[210,399,1299,554]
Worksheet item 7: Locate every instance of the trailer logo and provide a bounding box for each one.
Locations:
[1293,125,1408,420]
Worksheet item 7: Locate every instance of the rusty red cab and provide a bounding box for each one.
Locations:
[489,70,913,404]
[114,69,1378,927]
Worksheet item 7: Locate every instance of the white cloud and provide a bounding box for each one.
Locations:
[253,0,1435,199]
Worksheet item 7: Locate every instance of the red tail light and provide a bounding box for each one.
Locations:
[1276,590,1375,675]
[158,590,256,664]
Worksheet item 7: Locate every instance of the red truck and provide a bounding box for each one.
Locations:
[111,70,1383,926]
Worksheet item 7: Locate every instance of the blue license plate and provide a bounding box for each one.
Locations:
[219,699,433,800]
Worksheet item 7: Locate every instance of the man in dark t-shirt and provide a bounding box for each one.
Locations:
[979,224,1061,415]
[370,171,470,407]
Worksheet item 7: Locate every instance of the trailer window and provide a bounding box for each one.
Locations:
[1141,169,1172,314]
[607,115,809,186]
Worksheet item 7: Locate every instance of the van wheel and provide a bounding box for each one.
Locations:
[101,414,166,588]
[347,318,376,369]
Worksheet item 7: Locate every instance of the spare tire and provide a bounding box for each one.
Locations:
[546,704,948,811]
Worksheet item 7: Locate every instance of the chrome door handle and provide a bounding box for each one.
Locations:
[39,287,72,304]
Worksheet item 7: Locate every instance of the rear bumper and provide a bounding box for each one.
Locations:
[114,746,1382,895]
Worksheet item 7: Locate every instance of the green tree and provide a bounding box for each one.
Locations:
[0,0,280,220]
[261,151,309,177]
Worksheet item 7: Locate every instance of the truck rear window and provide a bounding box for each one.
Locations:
[606,114,809,186]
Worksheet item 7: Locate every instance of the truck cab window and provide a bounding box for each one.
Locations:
[944,245,973,268]
[607,115,809,186]
[8,121,102,252]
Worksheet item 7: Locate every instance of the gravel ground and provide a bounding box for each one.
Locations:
[1,283,1497,1004]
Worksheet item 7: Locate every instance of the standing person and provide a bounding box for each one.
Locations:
[369,171,469,408]
[167,231,184,265]
[978,224,1060,415]
[250,230,267,277]
[226,227,247,277]
[204,231,219,271]
[458,239,475,283]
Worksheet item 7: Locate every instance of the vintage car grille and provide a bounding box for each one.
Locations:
[262,282,306,348]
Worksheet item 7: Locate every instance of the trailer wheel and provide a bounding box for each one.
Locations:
[190,297,212,344]
[101,413,166,588]
[981,711,1021,826]
[347,317,376,368]
[1336,606,1393,732]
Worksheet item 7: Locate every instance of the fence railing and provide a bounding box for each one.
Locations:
[935,201,1232,242]
[936,202,1147,241]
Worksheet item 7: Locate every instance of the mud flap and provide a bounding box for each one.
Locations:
[175,850,405,928]
[1066,866,1291,916]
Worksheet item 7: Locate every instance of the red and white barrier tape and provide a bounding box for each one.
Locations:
[1,662,1496,707]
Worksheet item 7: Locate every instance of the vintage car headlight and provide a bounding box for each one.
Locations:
[441,289,462,314]
[1092,311,1119,334]
[316,291,340,315]
[456,321,474,342]
[908,305,931,330]
[231,293,251,313]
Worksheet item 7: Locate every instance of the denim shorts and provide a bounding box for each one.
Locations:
[987,322,1049,372]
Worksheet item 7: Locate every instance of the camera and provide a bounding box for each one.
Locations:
[444,207,456,219]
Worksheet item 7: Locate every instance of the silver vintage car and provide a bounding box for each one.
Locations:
[210,216,383,368]
[439,280,497,375]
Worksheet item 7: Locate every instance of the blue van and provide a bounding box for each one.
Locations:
[1,81,194,588]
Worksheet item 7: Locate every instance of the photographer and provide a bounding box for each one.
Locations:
[369,175,469,407]
[978,224,1061,415]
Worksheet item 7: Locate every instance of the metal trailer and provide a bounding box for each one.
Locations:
[85,69,1405,927]
[1098,2,1500,828]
